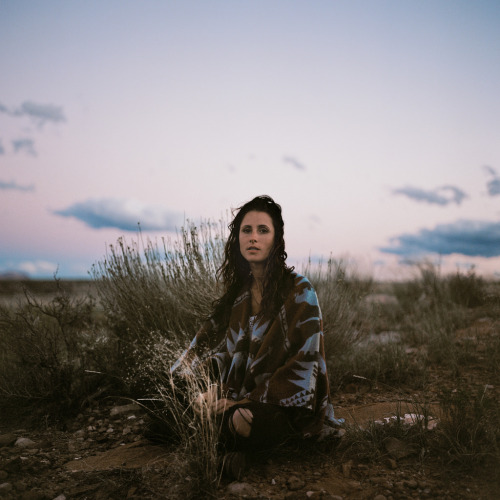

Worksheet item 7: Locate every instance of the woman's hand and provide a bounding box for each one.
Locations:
[193,385,218,415]
[194,390,250,416]
[214,398,238,414]
[214,397,251,414]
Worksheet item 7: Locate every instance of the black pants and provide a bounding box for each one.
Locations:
[220,401,303,452]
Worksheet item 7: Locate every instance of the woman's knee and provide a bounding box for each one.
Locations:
[231,408,253,438]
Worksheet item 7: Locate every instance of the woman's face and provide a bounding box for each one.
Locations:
[239,210,275,268]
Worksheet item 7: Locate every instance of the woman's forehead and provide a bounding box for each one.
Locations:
[240,210,274,227]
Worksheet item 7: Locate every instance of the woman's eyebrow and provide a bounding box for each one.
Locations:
[241,224,270,229]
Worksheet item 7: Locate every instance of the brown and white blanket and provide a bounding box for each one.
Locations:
[172,272,341,437]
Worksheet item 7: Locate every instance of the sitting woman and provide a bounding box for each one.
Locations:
[171,195,341,477]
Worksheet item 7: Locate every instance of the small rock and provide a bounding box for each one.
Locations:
[384,437,415,459]
[14,481,27,492]
[67,441,78,453]
[0,483,13,495]
[110,404,140,417]
[0,434,16,448]
[306,491,322,499]
[347,480,362,489]
[3,457,22,473]
[286,475,306,491]
[405,479,418,489]
[226,481,257,496]
[373,495,387,500]
[341,460,353,478]
[14,438,36,449]
[387,458,397,469]
[52,495,66,500]
[20,491,46,500]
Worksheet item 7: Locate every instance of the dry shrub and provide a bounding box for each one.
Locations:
[0,279,116,417]
[91,221,224,390]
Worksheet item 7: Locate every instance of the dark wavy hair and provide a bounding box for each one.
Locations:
[211,195,294,328]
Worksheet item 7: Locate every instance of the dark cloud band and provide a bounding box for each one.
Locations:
[483,165,500,196]
[283,156,306,171]
[0,180,35,192]
[392,185,467,206]
[0,100,66,126]
[12,138,37,156]
[380,219,500,258]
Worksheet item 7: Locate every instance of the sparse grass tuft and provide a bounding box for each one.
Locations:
[343,342,427,389]
[307,257,374,388]
[435,386,500,467]
[448,269,486,308]
[339,389,500,471]
[339,399,434,462]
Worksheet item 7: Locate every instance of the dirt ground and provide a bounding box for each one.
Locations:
[1,383,498,500]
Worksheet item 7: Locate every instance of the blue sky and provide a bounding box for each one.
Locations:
[1,0,500,279]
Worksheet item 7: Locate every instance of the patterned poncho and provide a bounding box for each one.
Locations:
[172,272,340,437]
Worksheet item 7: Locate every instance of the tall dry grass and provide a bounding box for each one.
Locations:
[133,335,222,497]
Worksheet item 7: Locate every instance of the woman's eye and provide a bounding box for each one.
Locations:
[259,228,269,233]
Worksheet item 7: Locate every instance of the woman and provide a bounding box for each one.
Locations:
[171,195,341,477]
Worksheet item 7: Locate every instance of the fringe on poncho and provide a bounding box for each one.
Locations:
[171,272,342,437]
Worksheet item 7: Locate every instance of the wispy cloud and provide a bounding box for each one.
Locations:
[0,180,35,192]
[380,219,500,258]
[392,185,467,206]
[483,165,500,196]
[53,198,184,232]
[283,156,306,171]
[12,138,37,156]
[0,100,66,127]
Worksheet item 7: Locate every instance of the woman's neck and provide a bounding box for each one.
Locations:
[249,262,265,280]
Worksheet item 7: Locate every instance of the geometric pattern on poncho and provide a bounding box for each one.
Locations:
[172,272,342,437]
